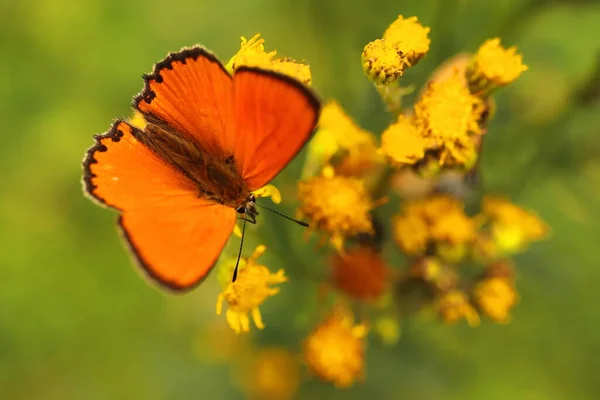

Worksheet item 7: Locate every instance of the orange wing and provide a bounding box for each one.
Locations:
[134,47,235,156]
[83,120,236,290]
[232,67,321,190]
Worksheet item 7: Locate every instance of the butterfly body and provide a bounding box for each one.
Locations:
[138,119,250,208]
[83,46,320,290]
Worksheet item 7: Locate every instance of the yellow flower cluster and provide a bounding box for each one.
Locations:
[195,23,544,392]
[380,71,485,169]
[379,36,526,170]
[393,193,546,326]
[392,194,475,260]
[362,16,431,84]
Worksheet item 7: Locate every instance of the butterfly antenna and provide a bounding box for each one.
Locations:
[232,217,247,282]
[255,204,309,227]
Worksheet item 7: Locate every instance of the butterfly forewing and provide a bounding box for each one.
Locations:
[83,121,236,290]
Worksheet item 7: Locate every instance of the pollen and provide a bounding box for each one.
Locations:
[226,33,312,85]
[297,174,375,251]
[414,70,485,166]
[380,114,428,165]
[468,38,527,93]
[216,245,287,334]
[303,306,368,387]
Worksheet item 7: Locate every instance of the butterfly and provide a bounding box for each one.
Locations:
[82,47,321,291]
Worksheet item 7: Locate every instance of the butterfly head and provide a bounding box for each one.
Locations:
[236,193,259,223]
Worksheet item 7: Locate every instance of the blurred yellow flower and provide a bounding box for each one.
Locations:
[392,194,475,256]
[305,101,380,178]
[467,38,527,94]
[482,196,549,254]
[252,184,282,205]
[437,290,480,327]
[414,71,485,167]
[191,319,249,364]
[297,173,375,251]
[409,257,458,292]
[216,245,287,333]
[330,245,390,301]
[128,110,147,130]
[392,212,429,255]
[473,277,519,323]
[226,34,311,85]
[380,114,428,166]
[430,208,476,244]
[373,315,401,346]
[304,306,368,387]
[362,15,430,84]
[242,347,300,400]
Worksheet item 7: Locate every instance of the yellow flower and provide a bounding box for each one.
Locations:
[304,306,368,387]
[473,277,519,323]
[361,16,430,84]
[392,212,429,255]
[330,245,390,301]
[437,290,480,327]
[409,257,458,292]
[252,184,282,205]
[242,347,300,400]
[304,101,380,178]
[226,34,311,85]
[430,208,476,244]
[380,114,428,166]
[383,16,431,65]
[361,39,408,84]
[297,173,375,251]
[216,245,287,333]
[414,71,485,167]
[128,110,147,130]
[481,196,549,254]
[467,38,527,94]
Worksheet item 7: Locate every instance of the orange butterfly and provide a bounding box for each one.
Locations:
[83,47,320,290]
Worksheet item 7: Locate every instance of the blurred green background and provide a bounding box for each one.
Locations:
[2,0,600,398]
